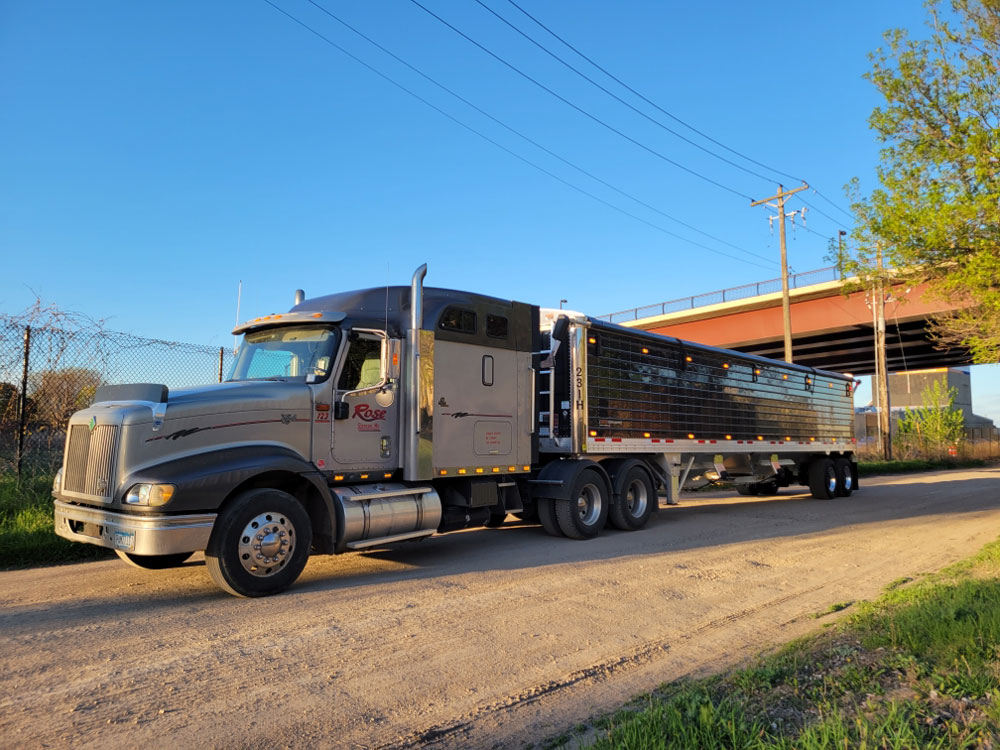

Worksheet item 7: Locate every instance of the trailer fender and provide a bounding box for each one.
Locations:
[528,459,610,502]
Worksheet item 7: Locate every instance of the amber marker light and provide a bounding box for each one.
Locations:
[643,432,651,438]
[810,437,816,442]
[588,337,597,344]
[508,466,517,472]
[757,436,763,441]
[311,312,322,318]
[722,363,730,369]
[687,433,695,439]
[492,467,500,473]
[360,473,369,480]
[641,347,649,354]
[785,436,791,441]
[589,430,597,437]
[685,355,693,362]
[439,469,448,476]
[383,472,392,479]
[523,465,531,471]
[755,369,761,375]
[334,475,344,481]
[458,468,467,475]
[725,434,732,440]
[782,374,789,380]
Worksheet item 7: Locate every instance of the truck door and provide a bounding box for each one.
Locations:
[331,331,400,469]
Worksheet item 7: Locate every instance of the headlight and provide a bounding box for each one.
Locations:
[52,468,63,495]
[125,483,176,507]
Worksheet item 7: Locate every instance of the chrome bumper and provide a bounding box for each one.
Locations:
[54,499,216,556]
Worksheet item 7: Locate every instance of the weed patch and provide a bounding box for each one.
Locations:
[0,474,112,568]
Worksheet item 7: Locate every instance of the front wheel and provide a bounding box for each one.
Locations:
[205,488,312,597]
[116,550,193,570]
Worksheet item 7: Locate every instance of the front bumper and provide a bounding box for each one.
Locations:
[54,499,216,556]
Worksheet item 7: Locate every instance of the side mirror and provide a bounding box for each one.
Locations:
[334,402,350,420]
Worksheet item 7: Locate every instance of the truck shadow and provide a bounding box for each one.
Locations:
[294,469,1000,594]
[2,469,998,632]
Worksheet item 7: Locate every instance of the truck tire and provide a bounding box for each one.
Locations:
[555,469,609,539]
[834,458,854,497]
[537,497,563,537]
[116,550,193,569]
[736,483,759,496]
[205,488,312,597]
[608,465,654,531]
[484,510,508,527]
[756,479,780,496]
[808,458,838,500]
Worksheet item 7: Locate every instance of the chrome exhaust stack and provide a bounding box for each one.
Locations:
[405,264,427,480]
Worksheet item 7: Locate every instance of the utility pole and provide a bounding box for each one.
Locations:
[874,245,892,460]
[751,183,809,363]
[838,230,847,280]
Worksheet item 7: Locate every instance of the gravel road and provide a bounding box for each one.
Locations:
[2,467,999,749]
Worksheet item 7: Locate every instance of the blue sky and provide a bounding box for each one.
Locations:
[2,1,998,421]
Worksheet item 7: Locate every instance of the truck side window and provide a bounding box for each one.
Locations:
[486,314,508,339]
[439,307,477,334]
[338,337,383,390]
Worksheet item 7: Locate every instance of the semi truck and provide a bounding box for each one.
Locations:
[53,265,858,597]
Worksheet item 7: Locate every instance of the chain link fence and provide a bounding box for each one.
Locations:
[0,322,235,477]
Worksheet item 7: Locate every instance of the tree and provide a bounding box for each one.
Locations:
[851,0,1000,362]
[29,368,103,428]
[896,380,966,453]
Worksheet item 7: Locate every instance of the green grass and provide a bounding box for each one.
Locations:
[857,457,988,476]
[0,473,112,568]
[577,539,1000,749]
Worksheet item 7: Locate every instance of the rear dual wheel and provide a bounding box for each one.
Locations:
[554,469,609,539]
[608,465,654,531]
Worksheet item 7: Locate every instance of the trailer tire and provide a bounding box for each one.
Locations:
[555,469,609,539]
[116,550,193,570]
[808,458,838,500]
[205,488,312,597]
[537,498,563,537]
[609,465,654,531]
[484,510,508,527]
[756,480,780,496]
[736,484,759,496]
[834,458,854,497]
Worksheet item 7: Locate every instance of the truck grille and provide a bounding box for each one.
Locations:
[63,424,120,500]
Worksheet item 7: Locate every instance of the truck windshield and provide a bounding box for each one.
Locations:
[229,326,339,383]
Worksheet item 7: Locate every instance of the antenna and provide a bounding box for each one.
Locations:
[385,262,390,334]
[234,280,242,354]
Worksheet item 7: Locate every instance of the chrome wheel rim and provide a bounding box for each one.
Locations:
[575,483,602,526]
[625,478,648,519]
[843,472,853,492]
[238,512,295,577]
[826,471,838,494]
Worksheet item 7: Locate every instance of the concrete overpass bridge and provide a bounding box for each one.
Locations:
[601,267,971,377]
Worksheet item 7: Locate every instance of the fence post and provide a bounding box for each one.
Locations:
[16,326,31,479]
[218,347,224,383]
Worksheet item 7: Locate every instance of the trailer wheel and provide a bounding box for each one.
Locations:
[808,459,838,500]
[555,469,609,539]
[756,480,780,496]
[116,550,193,570]
[484,510,508,527]
[834,458,854,497]
[205,488,312,597]
[536,498,563,537]
[736,484,759,496]
[609,465,654,531]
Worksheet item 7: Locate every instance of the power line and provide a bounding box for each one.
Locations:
[811,188,853,219]
[405,0,757,201]
[300,0,772,264]
[797,196,848,229]
[502,0,805,185]
[473,0,777,185]
[261,0,776,271]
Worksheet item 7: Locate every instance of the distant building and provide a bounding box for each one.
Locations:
[855,367,995,442]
